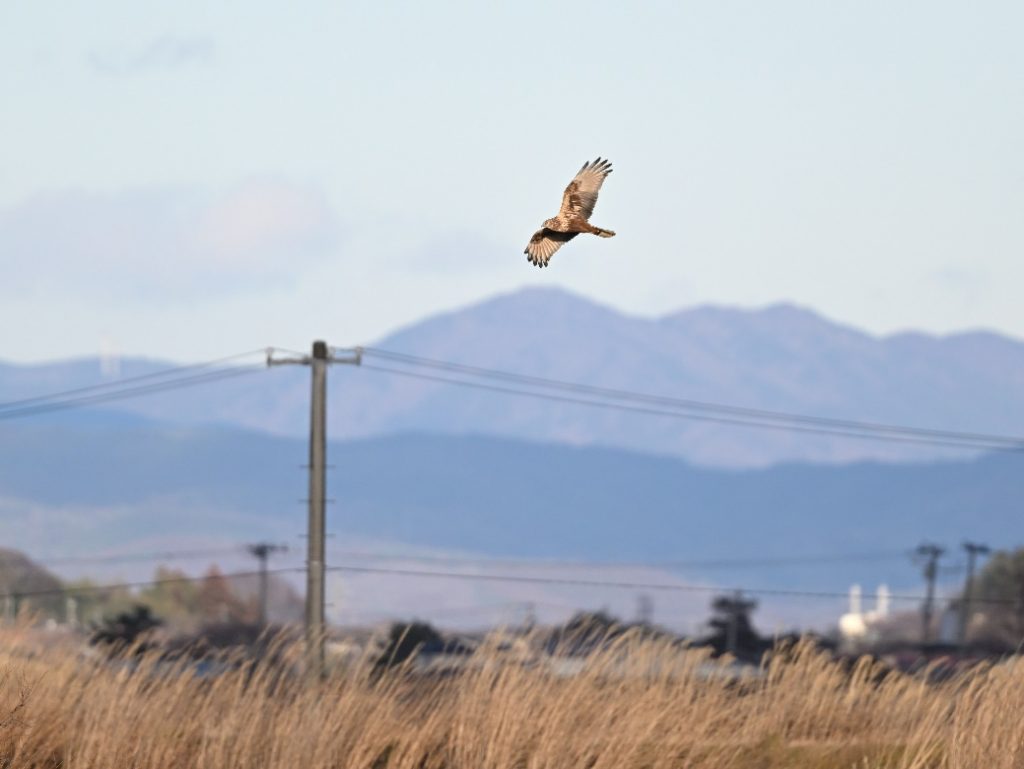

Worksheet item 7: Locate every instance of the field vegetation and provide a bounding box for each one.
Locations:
[1,625,1022,768]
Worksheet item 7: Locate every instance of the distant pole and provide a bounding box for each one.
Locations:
[267,341,361,681]
[726,589,742,656]
[916,544,945,644]
[523,602,536,630]
[247,542,288,626]
[635,593,653,626]
[958,541,990,648]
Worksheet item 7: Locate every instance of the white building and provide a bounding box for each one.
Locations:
[838,584,891,648]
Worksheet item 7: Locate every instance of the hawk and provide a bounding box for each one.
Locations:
[524,157,616,268]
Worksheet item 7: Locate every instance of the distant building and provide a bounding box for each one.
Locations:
[838,584,890,649]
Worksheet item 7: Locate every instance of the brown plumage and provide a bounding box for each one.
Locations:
[524,157,616,268]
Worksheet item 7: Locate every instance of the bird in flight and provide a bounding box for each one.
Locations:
[524,157,616,268]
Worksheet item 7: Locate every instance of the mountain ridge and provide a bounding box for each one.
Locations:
[3,287,1023,468]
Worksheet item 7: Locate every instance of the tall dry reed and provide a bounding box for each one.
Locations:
[1,625,1023,768]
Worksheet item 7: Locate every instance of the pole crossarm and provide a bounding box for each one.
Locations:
[247,542,289,559]
[328,346,363,365]
[266,346,363,368]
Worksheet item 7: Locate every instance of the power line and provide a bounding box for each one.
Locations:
[0,366,263,422]
[338,601,536,622]
[361,348,1024,451]
[5,542,910,573]
[359,363,1021,452]
[2,542,917,577]
[326,547,911,570]
[7,567,306,600]
[19,547,257,568]
[9,562,1017,609]
[0,349,268,413]
[323,564,1022,606]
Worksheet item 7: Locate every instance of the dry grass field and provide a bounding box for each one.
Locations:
[1,625,1023,768]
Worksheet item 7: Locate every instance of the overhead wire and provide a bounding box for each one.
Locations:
[6,567,306,600]
[2,543,911,574]
[358,362,1021,452]
[0,349,269,412]
[325,547,912,570]
[0,365,264,421]
[10,562,1012,607]
[23,547,262,568]
[324,563,1019,606]
[364,348,1024,444]
[5,344,1020,450]
[361,347,1024,448]
[338,601,536,622]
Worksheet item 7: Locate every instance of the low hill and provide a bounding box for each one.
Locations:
[0,420,1021,629]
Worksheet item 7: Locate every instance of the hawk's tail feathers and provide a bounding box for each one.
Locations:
[593,228,616,238]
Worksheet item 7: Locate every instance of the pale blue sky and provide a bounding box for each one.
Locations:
[2,1,1022,362]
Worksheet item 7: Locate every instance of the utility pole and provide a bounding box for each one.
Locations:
[267,341,361,681]
[722,590,755,656]
[523,602,536,631]
[65,595,78,629]
[958,541,990,648]
[247,542,288,627]
[915,544,944,644]
[725,594,739,656]
[635,593,653,626]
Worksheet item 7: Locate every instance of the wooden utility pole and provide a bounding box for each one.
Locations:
[958,541,990,647]
[267,341,361,680]
[247,542,289,626]
[916,544,944,644]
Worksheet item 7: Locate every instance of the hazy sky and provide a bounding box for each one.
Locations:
[2,1,1022,363]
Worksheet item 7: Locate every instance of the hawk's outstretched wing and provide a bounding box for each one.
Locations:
[524,228,578,267]
[557,157,613,221]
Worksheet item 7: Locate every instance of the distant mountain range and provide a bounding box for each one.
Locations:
[3,287,1023,468]
[1,418,1021,630]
